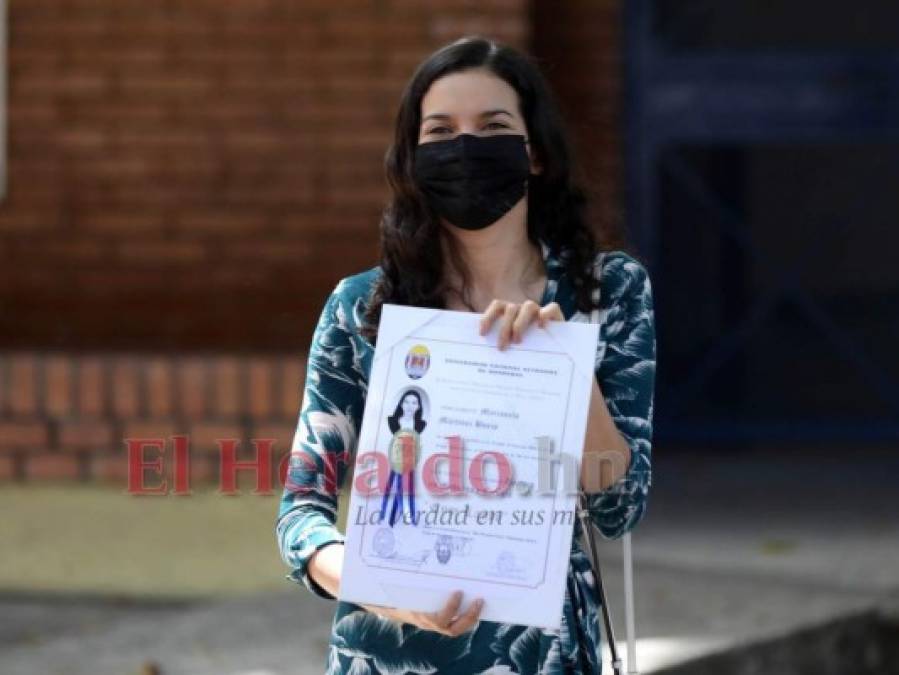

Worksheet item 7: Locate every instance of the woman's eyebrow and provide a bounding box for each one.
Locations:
[481,109,513,118]
[421,109,514,124]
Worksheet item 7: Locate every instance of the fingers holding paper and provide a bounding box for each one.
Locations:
[479,299,564,350]
[361,589,485,637]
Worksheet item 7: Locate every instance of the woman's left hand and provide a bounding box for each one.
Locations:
[479,299,564,350]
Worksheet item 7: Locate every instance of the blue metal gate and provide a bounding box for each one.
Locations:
[624,1,899,443]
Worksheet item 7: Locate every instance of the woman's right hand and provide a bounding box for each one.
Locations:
[360,590,484,637]
[309,544,485,635]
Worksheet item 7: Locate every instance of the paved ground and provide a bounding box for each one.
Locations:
[1,444,897,674]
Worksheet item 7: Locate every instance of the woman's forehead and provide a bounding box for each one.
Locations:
[420,70,519,120]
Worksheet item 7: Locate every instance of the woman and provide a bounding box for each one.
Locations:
[276,35,656,674]
[381,389,427,527]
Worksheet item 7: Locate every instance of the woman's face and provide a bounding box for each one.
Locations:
[401,393,420,417]
[418,67,541,175]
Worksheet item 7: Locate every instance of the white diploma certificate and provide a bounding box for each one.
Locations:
[338,303,599,630]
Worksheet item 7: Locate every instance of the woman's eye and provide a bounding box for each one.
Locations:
[426,122,509,136]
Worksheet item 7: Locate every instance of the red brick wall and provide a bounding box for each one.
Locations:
[2,0,529,352]
[532,0,625,249]
[0,1,627,484]
[0,350,303,484]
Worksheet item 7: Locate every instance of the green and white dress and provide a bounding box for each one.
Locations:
[275,241,656,674]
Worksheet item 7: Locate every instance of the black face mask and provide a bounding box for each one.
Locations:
[412,133,532,231]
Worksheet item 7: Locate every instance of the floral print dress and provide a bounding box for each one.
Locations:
[275,241,656,674]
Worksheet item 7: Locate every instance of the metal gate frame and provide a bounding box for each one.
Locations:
[623,0,899,442]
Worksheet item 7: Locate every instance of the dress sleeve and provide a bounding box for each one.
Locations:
[584,253,656,540]
[274,285,366,600]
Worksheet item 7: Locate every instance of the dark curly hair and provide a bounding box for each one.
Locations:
[360,35,618,342]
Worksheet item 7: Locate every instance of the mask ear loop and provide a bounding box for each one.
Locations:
[523,137,542,178]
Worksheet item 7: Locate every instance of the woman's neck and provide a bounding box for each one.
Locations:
[441,204,545,312]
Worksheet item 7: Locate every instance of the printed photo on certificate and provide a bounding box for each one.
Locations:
[338,303,599,630]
